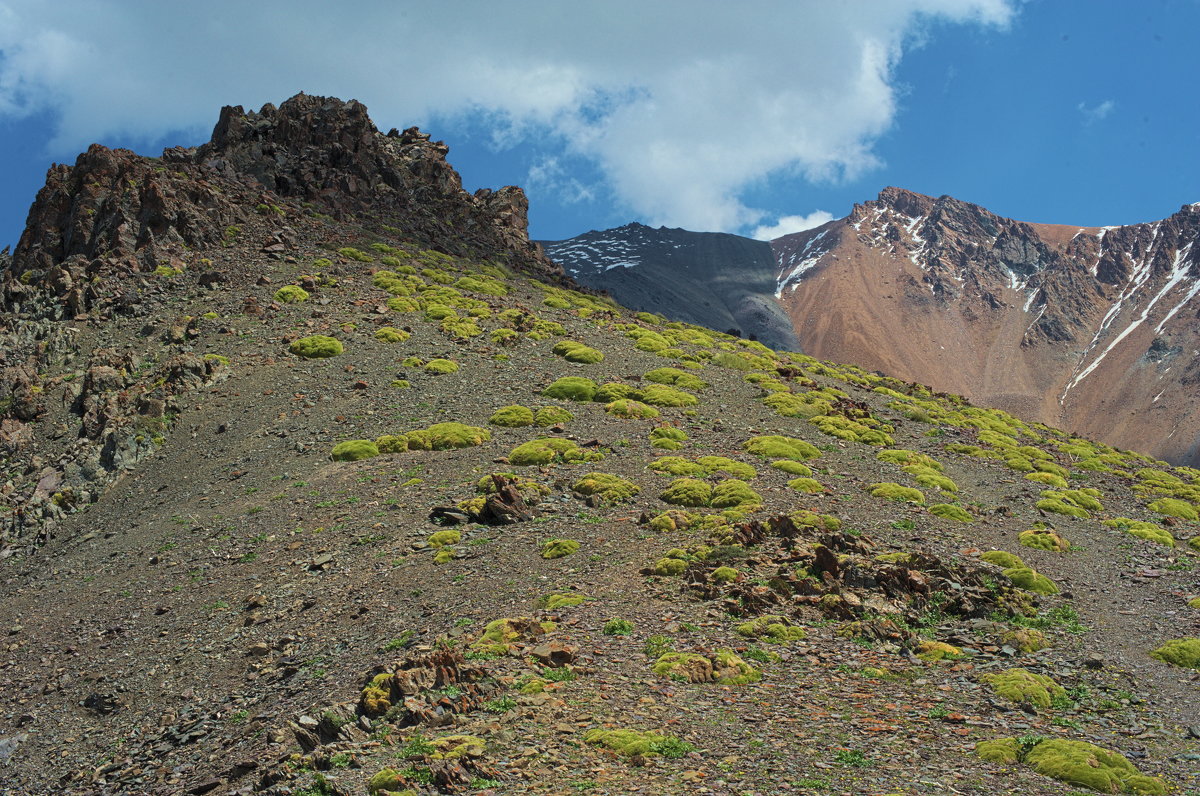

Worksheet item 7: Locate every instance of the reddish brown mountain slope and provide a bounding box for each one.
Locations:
[773,187,1200,465]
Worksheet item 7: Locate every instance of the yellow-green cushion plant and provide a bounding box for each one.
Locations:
[534,406,574,426]
[1024,738,1167,794]
[404,422,490,450]
[709,480,762,509]
[1147,497,1198,521]
[711,566,739,583]
[788,477,824,494]
[640,384,698,407]
[424,358,459,374]
[979,668,1065,709]
[1019,527,1070,552]
[1004,566,1059,595]
[644,367,706,391]
[870,482,925,504]
[290,335,342,358]
[552,339,604,364]
[571,473,640,504]
[509,437,601,465]
[980,550,1025,569]
[489,405,535,427]
[540,592,587,610]
[374,326,409,343]
[660,478,712,507]
[744,435,820,461]
[1148,637,1200,669]
[331,439,379,461]
[1025,471,1068,488]
[274,285,309,303]
[771,460,813,476]
[929,503,973,522]
[427,530,461,548]
[541,376,597,402]
[736,615,806,642]
[541,539,580,559]
[1000,628,1048,653]
[583,729,693,759]
[1102,518,1174,547]
[605,399,660,419]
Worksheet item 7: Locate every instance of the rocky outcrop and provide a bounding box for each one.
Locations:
[192,94,555,274]
[0,93,563,553]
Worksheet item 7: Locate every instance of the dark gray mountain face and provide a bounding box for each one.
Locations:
[540,223,800,350]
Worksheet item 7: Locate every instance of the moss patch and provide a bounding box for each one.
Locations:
[744,435,820,461]
[644,367,706,391]
[583,729,694,759]
[929,503,973,522]
[605,399,660,419]
[424,358,459,374]
[1019,527,1070,551]
[374,326,410,343]
[1004,566,1059,595]
[552,340,605,364]
[509,438,602,466]
[572,472,640,504]
[540,592,588,610]
[534,406,574,426]
[640,384,699,407]
[1147,497,1198,521]
[488,405,535,427]
[980,550,1025,569]
[274,285,310,303]
[427,529,461,548]
[652,650,761,685]
[1025,738,1167,794]
[1148,637,1200,669]
[771,460,813,476]
[788,477,825,494]
[541,539,580,559]
[289,335,343,358]
[1102,518,1175,547]
[404,422,490,450]
[660,478,713,507]
[542,376,597,402]
[736,615,806,642]
[974,738,1020,764]
[331,439,379,461]
[870,482,925,504]
[980,668,1065,708]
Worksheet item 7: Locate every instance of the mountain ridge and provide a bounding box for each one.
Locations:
[544,187,1200,466]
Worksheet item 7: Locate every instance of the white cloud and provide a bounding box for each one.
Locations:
[0,0,1014,233]
[751,211,836,241]
[526,157,595,205]
[1078,99,1116,125]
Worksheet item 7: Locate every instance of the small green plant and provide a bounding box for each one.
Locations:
[834,749,871,768]
[603,618,633,635]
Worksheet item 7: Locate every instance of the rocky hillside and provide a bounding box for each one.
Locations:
[548,190,1200,468]
[0,96,1198,796]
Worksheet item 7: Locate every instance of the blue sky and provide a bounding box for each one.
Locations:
[1,0,1197,251]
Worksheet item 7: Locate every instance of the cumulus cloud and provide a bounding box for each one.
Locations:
[1078,99,1116,125]
[0,0,1014,233]
[751,211,836,241]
